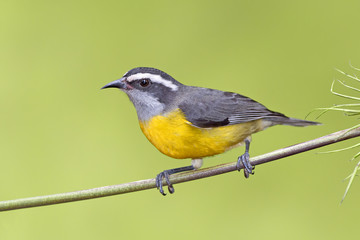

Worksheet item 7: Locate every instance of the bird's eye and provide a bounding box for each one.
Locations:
[139,78,151,87]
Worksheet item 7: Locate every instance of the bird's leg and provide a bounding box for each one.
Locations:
[156,159,203,196]
[236,138,255,178]
[155,166,194,196]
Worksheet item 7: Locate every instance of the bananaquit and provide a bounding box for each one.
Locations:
[102,67,319,195]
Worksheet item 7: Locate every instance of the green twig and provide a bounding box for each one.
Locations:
[330,80,360,101]
[317,142,360,154]
[349,61,360,72]
[336,79,360,93]
[335,68,360,82]
[1,126,360,212]
[308,65,360,203]
[341,161,360,203]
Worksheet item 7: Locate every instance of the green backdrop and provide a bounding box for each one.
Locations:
[1,0,359,239]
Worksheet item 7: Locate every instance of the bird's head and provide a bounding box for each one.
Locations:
[102,67,183,121]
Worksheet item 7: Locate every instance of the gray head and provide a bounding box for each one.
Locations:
[102,67,183,121]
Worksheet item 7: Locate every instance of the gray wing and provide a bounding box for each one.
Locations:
[178,87,286,128]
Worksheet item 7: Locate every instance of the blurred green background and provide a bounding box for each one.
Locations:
[1,0,360,239]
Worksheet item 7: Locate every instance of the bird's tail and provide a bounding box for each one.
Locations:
[266,116,321,127]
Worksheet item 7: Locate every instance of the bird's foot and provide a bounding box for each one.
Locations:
[155,165,195,196]
[156,170,175,196]
[237,152,255,178]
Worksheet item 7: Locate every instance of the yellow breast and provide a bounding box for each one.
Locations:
[139,108,265,159]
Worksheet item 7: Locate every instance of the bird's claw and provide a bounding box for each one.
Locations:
[156,170,174,196]
[237,152,255,178]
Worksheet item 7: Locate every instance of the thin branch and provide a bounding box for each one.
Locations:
[349,61,360,72]
[341,161,360,203]
[330,80,360,101]
[316,107,360,113]
[317,142,360,154]
[335,68,360,82]
[337,79,360,93]
[1,126,360,212]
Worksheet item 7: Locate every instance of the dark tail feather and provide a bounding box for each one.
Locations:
[266,117,321,127]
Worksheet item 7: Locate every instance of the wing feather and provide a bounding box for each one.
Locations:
[178,88,285,128]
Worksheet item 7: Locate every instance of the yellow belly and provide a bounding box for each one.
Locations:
[139,108,265,159]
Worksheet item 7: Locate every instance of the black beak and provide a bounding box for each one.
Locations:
[101,78,126,90]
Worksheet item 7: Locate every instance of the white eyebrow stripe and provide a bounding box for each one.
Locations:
[127,73,179,91]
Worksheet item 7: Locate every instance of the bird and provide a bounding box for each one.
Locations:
[102,67,320,195]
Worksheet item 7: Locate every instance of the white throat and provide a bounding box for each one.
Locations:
[126,89,165,121]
